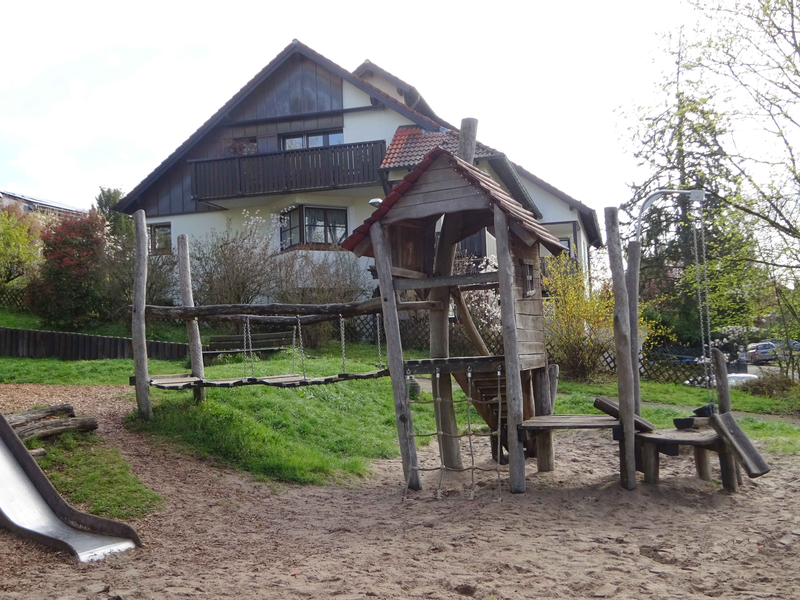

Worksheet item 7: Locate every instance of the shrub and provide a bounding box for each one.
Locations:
[27,211,108,328]
[191,211,278,306]
[740,372,798,398]
[543,254,615,381]
[0,206,39,286]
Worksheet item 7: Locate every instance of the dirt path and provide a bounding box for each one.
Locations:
[1,384,799,599]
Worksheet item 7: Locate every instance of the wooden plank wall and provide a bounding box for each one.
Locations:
[0,327,188,361]
[510,235,546,370]
[141,55,345,218]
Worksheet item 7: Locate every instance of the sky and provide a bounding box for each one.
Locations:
[0,0,701,213]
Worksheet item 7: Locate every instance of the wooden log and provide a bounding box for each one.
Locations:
[429,211,463,470]
[626,241,642,415]
[494,205,526,493]
[14,417,98,442]
[178,234,206,403]
[142,298,442,319]
[6,405,75,428]
[457,117,479,164]
[641,440,659,484]
[547,364,559,414]
[29,448,46,458]
[694,447,712,481]
[132,210,152,420]
[593,397,655,432]
[394,271,498,291]
[532,367,554,471]
[605,207,636,490]
[710,412,771,478]
[370,222,421,490]
[711,348,731,414]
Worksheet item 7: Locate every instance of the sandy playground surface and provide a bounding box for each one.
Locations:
[1,384,799,599]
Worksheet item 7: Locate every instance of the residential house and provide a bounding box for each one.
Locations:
[0,191,84,219]
[113,40,602,275]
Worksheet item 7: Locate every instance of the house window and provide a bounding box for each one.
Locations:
[149,223,172,255]
[559,238,572,256]
[280,206,347,249]
[520,259,536,298]
[225,137,259,156]
[282,130,344,150]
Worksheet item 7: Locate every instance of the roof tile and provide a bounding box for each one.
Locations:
[380,127,500,170]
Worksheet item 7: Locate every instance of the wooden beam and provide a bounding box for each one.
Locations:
[178,234,205,403]
[457,117,479,164]
[352,236,372,258]
[394,271,498,291]
[381,196,491,225]
[391,267,428,279]
[710,412,771,479]
[605,207,636,490]
[370,222,421,491]
[132,210,152,420]
[626,241,642,415]
[494,205,526,493]
[450,288,490,356]
[509,220,536,246]
[143,298,441,319]
[711,347,741,488]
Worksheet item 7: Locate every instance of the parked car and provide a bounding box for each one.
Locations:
[746,342,777,364]
[762,339,800,359]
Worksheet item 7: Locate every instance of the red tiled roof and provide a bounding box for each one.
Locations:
[380,127,500,170]
[342,147,565,256]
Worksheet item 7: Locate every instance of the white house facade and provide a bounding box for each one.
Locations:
[114,40,602,273]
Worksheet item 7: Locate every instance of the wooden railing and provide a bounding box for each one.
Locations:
[190,140,386,200]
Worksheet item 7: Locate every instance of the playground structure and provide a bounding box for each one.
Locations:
[130,120,770,495]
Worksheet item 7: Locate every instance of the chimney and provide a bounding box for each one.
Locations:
[456,118,478,164]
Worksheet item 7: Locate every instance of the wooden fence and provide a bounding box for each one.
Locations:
[0,327,188,361]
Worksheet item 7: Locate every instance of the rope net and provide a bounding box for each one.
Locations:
[403,365,506,500]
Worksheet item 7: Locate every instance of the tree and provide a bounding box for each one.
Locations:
[623,32,768,343]
[26,211,108,328]
[93,187,133,239]
[0,208,38,285]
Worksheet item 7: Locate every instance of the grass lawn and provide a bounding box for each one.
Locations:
[26,432,162,520]
[560,378,800,416]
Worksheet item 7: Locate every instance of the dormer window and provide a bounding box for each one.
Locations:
[283,130,344,151]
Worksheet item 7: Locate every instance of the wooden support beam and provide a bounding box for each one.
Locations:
[547,364,560,414]
[605,207,636,490]
[370,222,421,491]
[178,234,205,403]
[626,241,642,415]
[694,447,712,481]
[711,347,741,489]
[132,210,152,420]
[532,367,554,472]
[494,205,526,493]
[457,117,479,164]
[394,271,498,291]
[641,441,659,484]
[710,412,771,479]
[143,298,441,319]
[450,288,490,356]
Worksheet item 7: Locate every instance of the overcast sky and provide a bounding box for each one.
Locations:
[0,0,699,213]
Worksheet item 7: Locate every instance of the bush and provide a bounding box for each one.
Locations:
[740,372,798,398]
[0,205,39,286]
[27,211,108,328]
[543,254,615,381]
[270,248,369,347]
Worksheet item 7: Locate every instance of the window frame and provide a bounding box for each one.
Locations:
[149,223,172,256]
[279,205,348,250]
[520,258,537,298]
[281,129,344,151]
[559,237,572,257]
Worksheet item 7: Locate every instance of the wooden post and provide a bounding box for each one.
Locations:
[494,206,526,493]
[626,241,642,415]
[132,210,152,420]
[605,207,636,490]
[694,447,712,481]
[370,222,421,490]
[533,367,555,471]
[178,234,206,403]
[457,118,479,164]
[712,347,739,492]
[547,363,560,413]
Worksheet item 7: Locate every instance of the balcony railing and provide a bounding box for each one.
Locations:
[189,140,386,201]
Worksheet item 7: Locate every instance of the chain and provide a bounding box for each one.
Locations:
[243,317,255,379]
[690,205,713,404]
[435,367,444,499]
[296,315,306,379]
[339,313,346,374]
[376,313,383,369]
[292,325,296,375]
[496,365,503,492]
[698,200,715,401]
[466,366,475,499]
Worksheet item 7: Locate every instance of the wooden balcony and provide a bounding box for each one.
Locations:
[189,140,386,201]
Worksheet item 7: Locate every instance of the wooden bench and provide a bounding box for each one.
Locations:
[634,428,722,484]
[202,331,293,366]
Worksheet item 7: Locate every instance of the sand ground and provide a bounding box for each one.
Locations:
[1,384,799,600]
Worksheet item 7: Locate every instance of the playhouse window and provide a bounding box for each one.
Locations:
[521,259,536,298]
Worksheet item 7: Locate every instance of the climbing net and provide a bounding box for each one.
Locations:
[403,365,507,499]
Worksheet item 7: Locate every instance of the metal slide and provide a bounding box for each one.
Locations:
[0,412,141,561]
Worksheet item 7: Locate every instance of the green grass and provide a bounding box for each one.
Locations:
[559,379,799,416]
[0,357,187,385]
[26,432,162,520]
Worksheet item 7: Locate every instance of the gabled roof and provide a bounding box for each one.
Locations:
[114,40,449,214]
[352,60,456,130]
[342,147,565,256]
[0,190,84,217]
[380,127,542,219]
[512,163,603,248]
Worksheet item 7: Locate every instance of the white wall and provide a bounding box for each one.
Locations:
[342,81,415,145]
[356,73,405,103]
